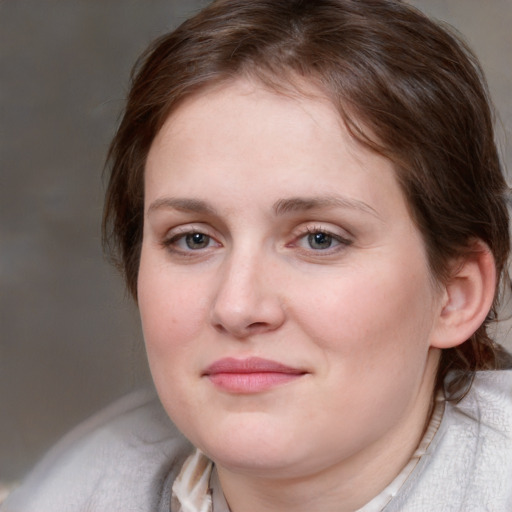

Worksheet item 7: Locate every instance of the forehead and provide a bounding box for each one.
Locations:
[149,78,376,172]
[155,77,342,142]
[145,78,408,222]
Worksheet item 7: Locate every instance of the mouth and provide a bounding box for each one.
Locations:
[202,357,307,393]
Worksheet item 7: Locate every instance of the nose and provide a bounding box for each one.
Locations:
[210,250,285,338]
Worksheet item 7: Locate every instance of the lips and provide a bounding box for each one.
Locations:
[203,357,306,393]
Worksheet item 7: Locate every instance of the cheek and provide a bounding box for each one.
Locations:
[137,251,207,361]
[295,259,437,362]
[137,262,208,424]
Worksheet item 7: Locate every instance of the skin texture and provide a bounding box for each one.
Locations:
[138,79,449,511]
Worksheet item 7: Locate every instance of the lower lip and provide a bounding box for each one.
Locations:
[207,372,304,393]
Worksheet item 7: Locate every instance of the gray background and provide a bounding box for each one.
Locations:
[1,0,511,482]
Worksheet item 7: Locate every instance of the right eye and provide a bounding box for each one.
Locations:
[164,231,218,251]
[183,232,212,250]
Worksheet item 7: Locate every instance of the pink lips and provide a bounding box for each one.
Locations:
[203,357,306,393]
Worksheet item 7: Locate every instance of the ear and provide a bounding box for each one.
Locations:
[431,241,497,349]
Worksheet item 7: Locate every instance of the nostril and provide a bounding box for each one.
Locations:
[247,321,269,330]
[213,322,229,334]
[212,320,276,338]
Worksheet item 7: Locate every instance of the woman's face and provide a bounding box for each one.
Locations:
[139,79,444,480]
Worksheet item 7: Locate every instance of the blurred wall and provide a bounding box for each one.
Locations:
[1,0,511,481]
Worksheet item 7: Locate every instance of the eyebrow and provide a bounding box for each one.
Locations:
[147,195,380,219]
[273,196,380,218]
[147,197,217,215]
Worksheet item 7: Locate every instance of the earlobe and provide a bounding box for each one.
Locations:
[431,241,496,349]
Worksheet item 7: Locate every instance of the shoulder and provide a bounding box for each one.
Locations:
[2,388,193,512]
[388,370,512,512]
[461,368,512,425]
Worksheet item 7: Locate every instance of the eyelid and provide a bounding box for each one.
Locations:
[305,224,352,241]
[164,223,210,236]
[294,223,352,240]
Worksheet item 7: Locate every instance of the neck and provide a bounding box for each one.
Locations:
[216,352,440,512]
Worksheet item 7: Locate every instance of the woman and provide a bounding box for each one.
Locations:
[4,0,512,510]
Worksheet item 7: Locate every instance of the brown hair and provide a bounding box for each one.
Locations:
[103,0,511,396]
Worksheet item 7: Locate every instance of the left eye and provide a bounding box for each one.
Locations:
[306,232,336,250]
[295,229,351,252]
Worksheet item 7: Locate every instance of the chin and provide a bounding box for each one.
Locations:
[192,415,305,473]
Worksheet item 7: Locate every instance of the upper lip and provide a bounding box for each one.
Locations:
[203,357,306,375]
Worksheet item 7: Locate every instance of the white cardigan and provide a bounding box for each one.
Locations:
[3,371,512,512]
